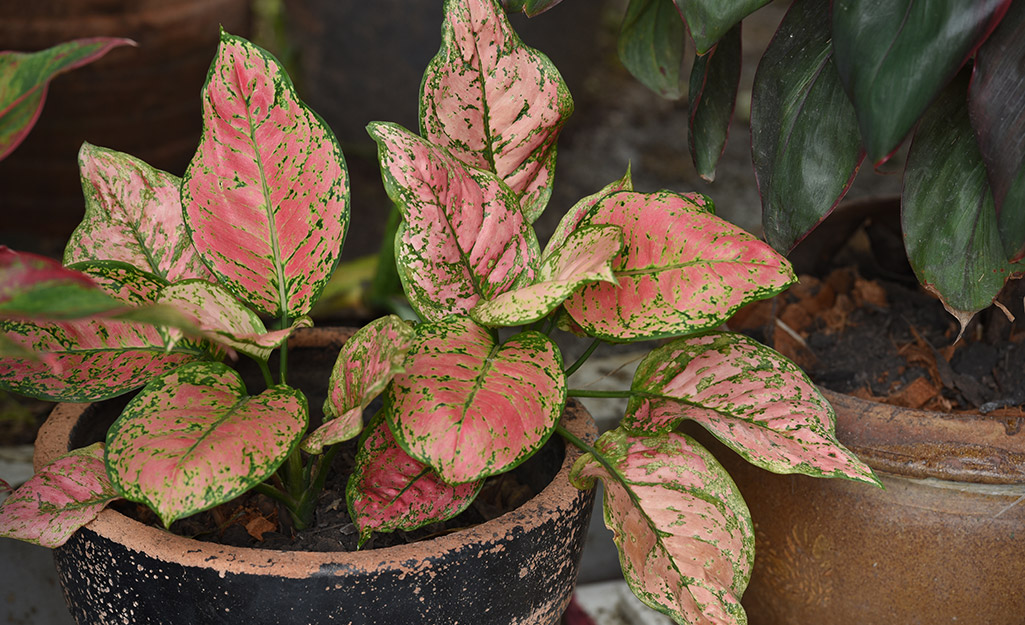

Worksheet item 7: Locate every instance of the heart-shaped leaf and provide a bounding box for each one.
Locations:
[369,121,540,322]
[688,24,741,182]
[303,315,415,454]
[65,143,214,282]
[545,168,634,263]
[570,428,754,625]
[347,412,483,546]
[421,0,573,222]
[618,0,687,99]
[470,224,622,326]
[831,0,1010,165]
[105,361,308,526]
[904,68,1012,330]
[564,190,796,341]
[625,332,879,484]
[970,0,1025,261]
[753,0,865,253]
[182,31,349,319]
[0,38,135,161]
[0,443,120,548]
[387,316,565,484]
[675,0,771,55]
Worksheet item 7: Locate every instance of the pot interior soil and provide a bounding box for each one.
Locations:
[730,201,1025,421]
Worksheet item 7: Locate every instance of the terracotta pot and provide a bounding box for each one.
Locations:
[34,328,596,624]
[695,383,1025,624]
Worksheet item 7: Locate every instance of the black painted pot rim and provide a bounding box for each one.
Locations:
[34,326,597,580]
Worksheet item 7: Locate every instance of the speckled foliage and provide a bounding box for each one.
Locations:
[182,31,349,319]
[421,0,573,222]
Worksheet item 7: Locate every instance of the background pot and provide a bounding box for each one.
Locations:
[34,328,596,625]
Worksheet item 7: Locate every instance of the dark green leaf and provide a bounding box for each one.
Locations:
[970,0,1025,261]
[903,68,1011,330]
[502,0,564,16]
[832,0,1010,165]
[674,0,771,55]
[752,0,864,253]
[618,0,687,99]
[688,25,741,182]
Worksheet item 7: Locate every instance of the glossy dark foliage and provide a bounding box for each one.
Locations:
[688,25,741,183]
[618,0,687,99]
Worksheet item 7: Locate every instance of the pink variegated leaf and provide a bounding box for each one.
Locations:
[421,0,573,222]
[544,168,633,263]
[0,477,10,494]
[471,225,623,326]
[347,412,482,546]
[0,38,135,161]
[105,362,307,526]
[369,122,540,322]
[570,428,754,625]
[158,280,301,361]
[625,332,879,484]
[182,31,349,319]
[564,190,796,341]
[0,443,120,548]
[65,143,214,282]
[0,247,117,320]
[387,316,565,484]
[303,316,414,455]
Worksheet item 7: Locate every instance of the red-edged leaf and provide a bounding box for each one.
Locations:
[674,0,771,55]
[369,121,540,322]
[0,38,135,161]
[970,0,1025,261]
[387,316,565,484]
[65,143,214,282]
[421,0,573,222]
[564,190,796,341]
[625,332,879,484]
[618,0,687,99]
[688,24,741,183]
[303,316,415,454]
[347,412,482,546]
[904,68,1013,331]
[182,31,349,319]
[0,443,120,548]
[0,478,10,494]
[570,428,754,625]
[471,224,623,326]
[105,362,308,526]
[545,168,633,263]
[831,0,1011,165]
[753,0,865,254]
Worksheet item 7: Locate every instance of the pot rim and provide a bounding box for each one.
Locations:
[33,327,597,579]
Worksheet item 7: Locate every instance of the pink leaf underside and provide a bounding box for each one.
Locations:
[421,0,573,222]
[544,168,634,262]
[347,413,482,546]
[570,429,753,625]
[0,263,203,401]
[369,122,539,322]
[182,32,348,319]
[105,362,307,526]
[471,224,623,326]
[387,316,565,484]
[564,190,796,341]
[157,280,293,361]
[626,332,878,484]
[304,316,415,454]
[0,443,119,548]
[0,38,135,161]
[64,143,214,283]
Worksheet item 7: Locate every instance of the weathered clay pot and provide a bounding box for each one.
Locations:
[697,388,1025,624]
[34,328,596,625]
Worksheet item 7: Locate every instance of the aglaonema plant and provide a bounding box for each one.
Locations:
[0,2,878,623]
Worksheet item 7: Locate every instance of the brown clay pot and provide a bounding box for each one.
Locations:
[0,0,251,255]
[34,328,596,624]
[695,388,1025,624]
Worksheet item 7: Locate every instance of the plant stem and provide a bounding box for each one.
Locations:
[253,481,295,507]
[291,445,340,530]
[567,388,635,399]
[256,358,274,389]
[564,338,602,377]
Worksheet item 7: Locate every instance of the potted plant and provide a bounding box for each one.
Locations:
[572,0,1025,622]
[0,1,876,623]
